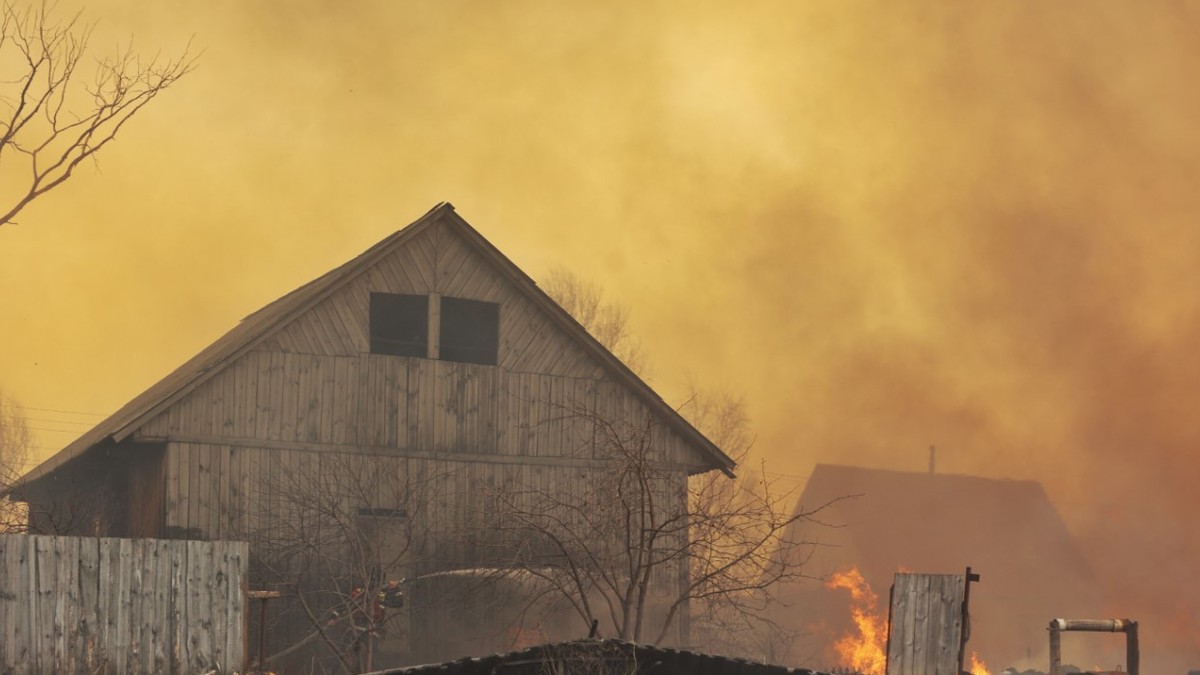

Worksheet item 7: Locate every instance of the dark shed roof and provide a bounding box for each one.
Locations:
[372,639,829,675]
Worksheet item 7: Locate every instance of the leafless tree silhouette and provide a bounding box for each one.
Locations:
[0,1,195,227]
[236,452,447,674]
[0,389,31,531]
[542,267,645,374]
[486,395,829,653]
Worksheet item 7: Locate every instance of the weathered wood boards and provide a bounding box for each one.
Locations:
[886,573,966,675]
[0,534,247,675]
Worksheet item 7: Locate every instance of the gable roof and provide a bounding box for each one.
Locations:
[790,464,1097,583]
[19,203,735,487]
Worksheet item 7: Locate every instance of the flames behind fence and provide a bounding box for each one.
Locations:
[825,566,888,675]
[824,567,992,675]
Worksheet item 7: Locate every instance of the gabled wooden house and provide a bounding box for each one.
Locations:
[14,203,735,666]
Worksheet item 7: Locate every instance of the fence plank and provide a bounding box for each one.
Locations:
[78,537,101,673]
[0,536,16,672]
[58,536,78,673]
[170,539,185,673]
[34,536,57,675]
[115,537,133,675]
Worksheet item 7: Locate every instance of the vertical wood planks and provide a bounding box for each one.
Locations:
[887,573,966,675]
[0,534,247,675]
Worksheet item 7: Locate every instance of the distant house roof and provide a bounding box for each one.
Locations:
[789,463,1098,584]
[782,463,1105,668]
[19,203,735,489]
[373,639,828,675]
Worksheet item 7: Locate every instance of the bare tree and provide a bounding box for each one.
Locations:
[0,389,31,531]
[236,452,443,674]
[537,270,825,660]
[0,1,195,227]
[485,397,827,653]
[542,266,645,373]
[677,387,801,660]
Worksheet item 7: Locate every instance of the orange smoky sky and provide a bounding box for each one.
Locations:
[2,1,1198,670]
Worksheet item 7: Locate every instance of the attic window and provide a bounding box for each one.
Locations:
[439,297,499,365]
[370,293,428,357]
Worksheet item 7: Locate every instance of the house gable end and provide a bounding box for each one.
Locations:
[131,208,730,473]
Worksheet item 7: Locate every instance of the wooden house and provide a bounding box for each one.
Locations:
[14,203,735,667]
[775,464,1105,672]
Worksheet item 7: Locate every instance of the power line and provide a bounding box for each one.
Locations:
[23,417,94,427]
[0,422,86,435]
[17,406,105,418]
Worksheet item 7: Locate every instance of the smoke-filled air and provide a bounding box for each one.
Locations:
[2,1,1198,672]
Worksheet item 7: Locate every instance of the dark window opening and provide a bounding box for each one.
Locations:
[370,293,429,357]
[440,297,499,365]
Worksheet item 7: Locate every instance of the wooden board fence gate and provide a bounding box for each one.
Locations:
[885,570,979,675]
[0,534,247,675]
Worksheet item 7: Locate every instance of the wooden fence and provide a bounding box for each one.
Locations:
[0,534,247,675]
[885,573,967,675]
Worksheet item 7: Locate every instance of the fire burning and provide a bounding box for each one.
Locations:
[826,567,888,675]
[969,650,991,675]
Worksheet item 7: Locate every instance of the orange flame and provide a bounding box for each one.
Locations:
[826,567,888,675]
[969,651,991,675]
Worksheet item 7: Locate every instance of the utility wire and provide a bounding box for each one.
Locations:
[0,422,87,435]
[23,417,93,427]
[18,406,105,417]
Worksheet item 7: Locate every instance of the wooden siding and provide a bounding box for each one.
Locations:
[257,221,607,379]
[126,444,167,538]
[163,443,248,542]
[139,353,699,467]
[0,534,246,675]
[886,573,967,675]
[160,444,688,577]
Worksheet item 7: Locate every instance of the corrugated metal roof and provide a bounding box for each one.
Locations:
[18,203,734,489]
[370,639,830,675]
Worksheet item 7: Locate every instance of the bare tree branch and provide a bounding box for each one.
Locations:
[0,388,32,531]
[541,266,646,374]
[0,1,196,228]
[235,453,426,674]
[485,394,834,656]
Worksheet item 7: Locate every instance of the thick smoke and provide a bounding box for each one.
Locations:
[1,0,1197,670]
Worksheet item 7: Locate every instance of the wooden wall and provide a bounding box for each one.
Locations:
[0,534,246,675]
[159,443,688,577]
[139,354,696,465]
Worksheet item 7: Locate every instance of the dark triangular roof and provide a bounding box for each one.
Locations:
[20,203,735,487]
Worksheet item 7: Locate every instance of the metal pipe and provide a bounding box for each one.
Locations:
[1050,618,1131,632]
[1047,618,1139,675]
[1126,621,1140,675]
